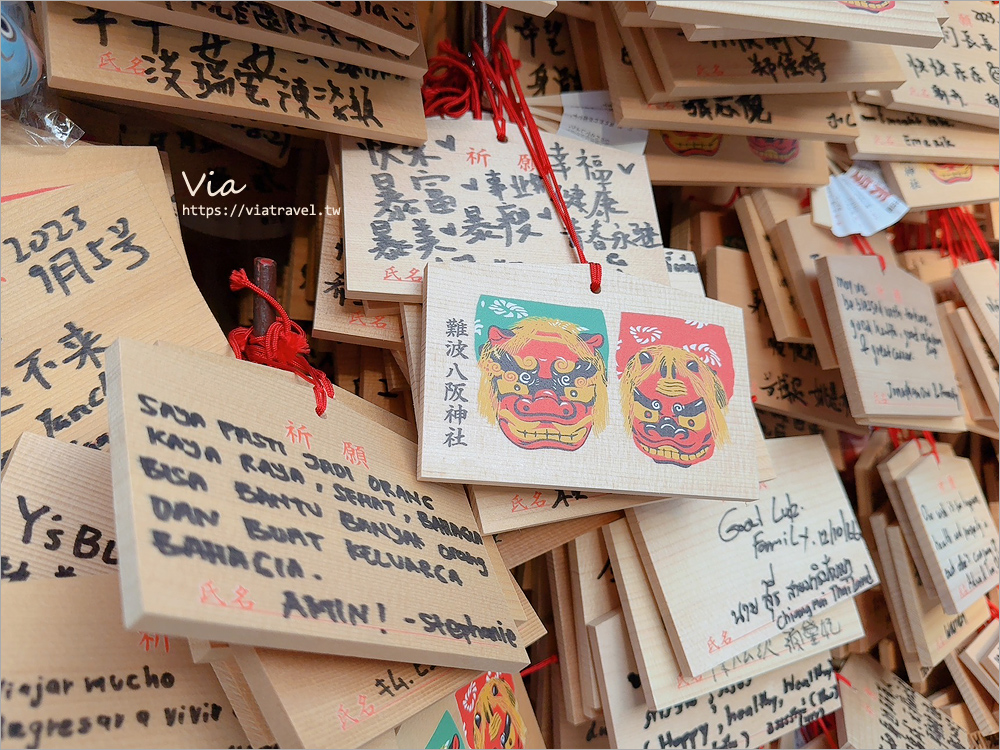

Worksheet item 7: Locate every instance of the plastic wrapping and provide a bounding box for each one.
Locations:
[1,1,81,146]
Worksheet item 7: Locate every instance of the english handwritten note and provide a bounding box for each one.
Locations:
[838,653,969,749]
[817,255,962,419]
[627,434,877,677]
[590,611,841,750]
[897,453,1000,615]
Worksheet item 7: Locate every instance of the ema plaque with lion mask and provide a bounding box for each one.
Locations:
[419,263,759,501]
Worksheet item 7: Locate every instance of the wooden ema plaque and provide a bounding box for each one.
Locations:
[0,574,248,749]
[881,161,1000,211]
[419,263,759,501]
[393,670,544,749]
[603,517,863,712]
[0,433,117,584]
[639,27,906,98]
[645,131,828,188]
[105,339,527,672]
[627,434,878,677]
[269,1,421,56]
[961,620,1000,696]
[646,1,945,47]
[41,3,427,144]
[816,254,963,420]
[849,101,1000,166]
[949,306,1000,425]
[547,546,588,725]
[568,530,619,716]
[707,246,863,435]
[885,523,989,669]
[772,216,899,371]
[78,1,429,79]
[733,197,812,344]
[0,174,227,462]
[869,511,933,685]
[505,9,583,98]
[589,611,841,750]
[313,168,405,349]
[836,653,969,749]
[954,259,1000,361]
[340,116,669,302]
[230,544,543,748]
[895,452,1000,615]
[469,485,658,536]
[0,144,185,258]
[880,1,1000,129]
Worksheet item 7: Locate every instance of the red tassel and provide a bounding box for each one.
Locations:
[227,269,335,416]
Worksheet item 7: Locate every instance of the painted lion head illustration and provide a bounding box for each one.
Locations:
[478,317,608,451]
[470,676,525,749]
[616,314,734,466]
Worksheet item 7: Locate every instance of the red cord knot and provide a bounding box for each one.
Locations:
[227,269,335,416]
[834,672,852,688]
[589,262,602,294]
[921,430,940,464]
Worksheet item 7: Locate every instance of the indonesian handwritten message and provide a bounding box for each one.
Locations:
[591,612,841,750]
[0,174,226,464]
[107,339,526,672]
[341,116,668,300]
[816,255,961,419]
[628,435,877,677]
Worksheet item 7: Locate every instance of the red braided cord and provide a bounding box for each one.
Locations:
[476,40,601,291]
[422,16,602,293]
[227,270,335,416]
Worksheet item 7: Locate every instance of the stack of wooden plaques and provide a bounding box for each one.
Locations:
[1,1,998,749]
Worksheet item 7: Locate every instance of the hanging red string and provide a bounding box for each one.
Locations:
[422,11,602,293]
[850,234,886,272]
[227,270,335,416]
[519,653,559,677]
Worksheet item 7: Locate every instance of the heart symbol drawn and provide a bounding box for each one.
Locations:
[618,162,635,175]
[435,135,457,151]
[440,223,457,236]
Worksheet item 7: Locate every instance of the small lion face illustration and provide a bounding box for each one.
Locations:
[478,318,608,451]
[619,346,729,466]
[471,678,525,749]
[839,0,895,12]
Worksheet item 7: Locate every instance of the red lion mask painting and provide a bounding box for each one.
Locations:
[616,313,734,466]
[455,673,526,749]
